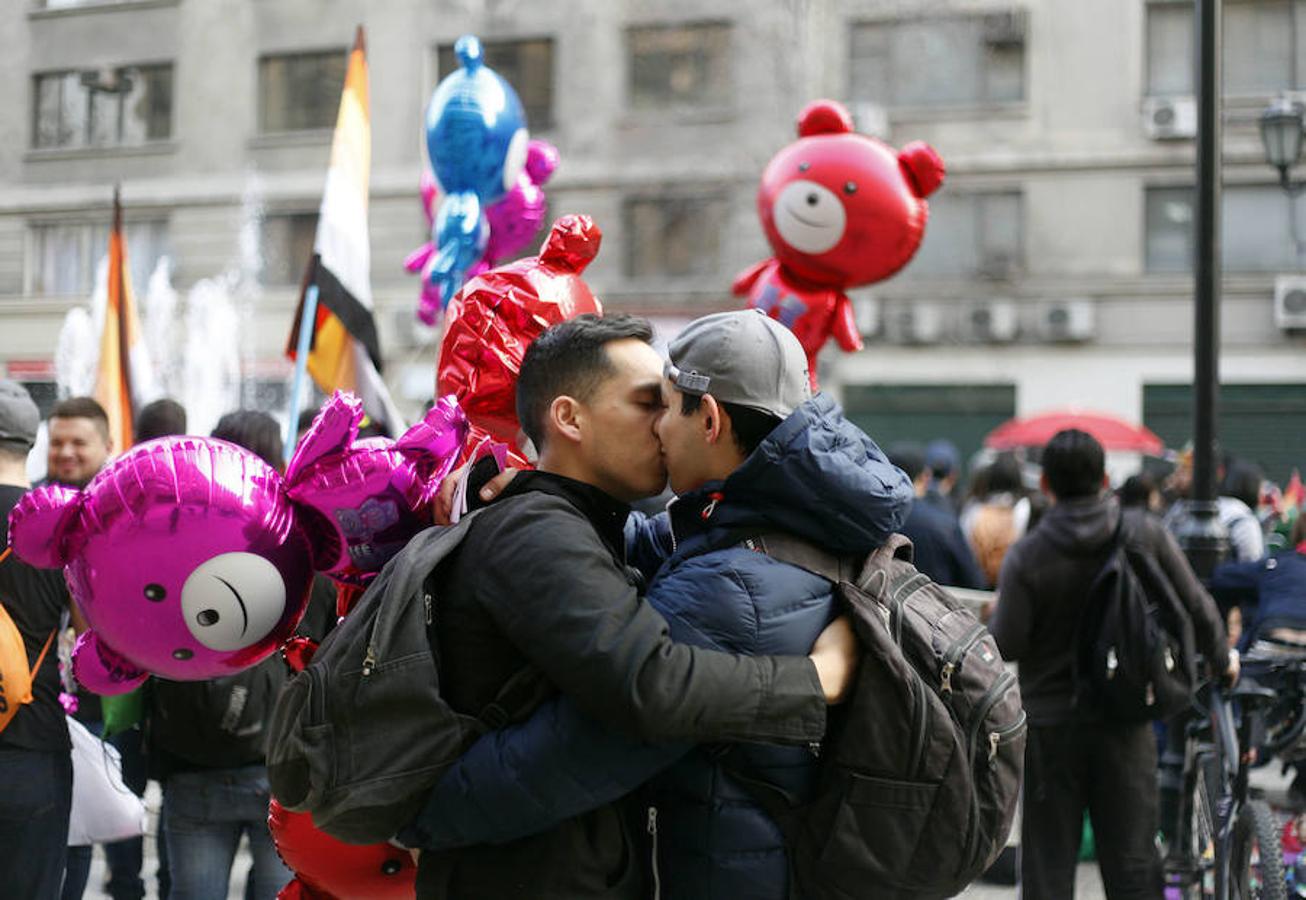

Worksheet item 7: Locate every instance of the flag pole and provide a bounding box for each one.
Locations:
[284,283,319,461]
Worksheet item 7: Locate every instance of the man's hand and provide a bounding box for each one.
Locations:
[1225,648,1241,685]
[809,615,859,704]
[432,463,520,525]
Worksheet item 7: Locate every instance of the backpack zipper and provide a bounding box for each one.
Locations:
[940,624,987,695]
[647,806,662,900]
[967,670,1017,760]
[987,712,1027,767]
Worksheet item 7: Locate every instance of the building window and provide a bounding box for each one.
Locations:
[623,194,728,279]
[32,65,172,149]
[849,12,1027,109]
[260,213,318,285]
[903,191,1024,279]
[435,37,554,130]
[1144,184,1306,272]
[1147,0,1306,97]
[259,50,347,133]
[28,219,169,296]
[626,22,732,110]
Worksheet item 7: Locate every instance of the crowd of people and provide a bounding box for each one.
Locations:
[0,307,1302,899]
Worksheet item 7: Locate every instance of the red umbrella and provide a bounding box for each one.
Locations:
[984,409,1165,454]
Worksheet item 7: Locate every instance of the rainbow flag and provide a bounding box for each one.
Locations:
[286,26,403,432]
[93,188,153,452]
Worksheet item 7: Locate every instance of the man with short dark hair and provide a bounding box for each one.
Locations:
[0,380,78,899]
[46,396,112,488]
[403,310,912,899]
[989,428,1234,898]
[402,313,859,899]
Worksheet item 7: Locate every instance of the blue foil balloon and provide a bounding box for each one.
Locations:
[423,35,529,315]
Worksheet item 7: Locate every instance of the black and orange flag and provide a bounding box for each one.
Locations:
[93,187,150,452]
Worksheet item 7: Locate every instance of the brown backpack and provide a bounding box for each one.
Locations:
[968,504,1018,587]
[730,533,1026,899]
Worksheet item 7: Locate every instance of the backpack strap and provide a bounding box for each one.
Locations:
[0,547,56,683]
[476,665,549,730]
[738,532,857,585]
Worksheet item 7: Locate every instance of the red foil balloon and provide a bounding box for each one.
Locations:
[270,799,416,900]
[735,99,945,388]
[436,213,604,465]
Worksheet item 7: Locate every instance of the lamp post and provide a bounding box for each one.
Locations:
[1260,99,1306,263]
[1172,0,1229,579]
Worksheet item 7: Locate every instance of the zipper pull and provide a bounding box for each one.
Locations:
[362,646,377,677]
[646,806,658,835]
[700,491,724,521]
[808,741,822,758]
[424,592,433,626]
[940,661,955,695]
[988,731,1000,767]
[1106,647,1118,680]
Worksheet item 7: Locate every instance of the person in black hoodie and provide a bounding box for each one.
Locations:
[989,429,1235,899]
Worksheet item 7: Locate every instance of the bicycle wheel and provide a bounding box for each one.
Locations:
[1229,799,1286,900]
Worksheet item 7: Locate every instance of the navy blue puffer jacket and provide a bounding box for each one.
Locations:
[408,394,912,898]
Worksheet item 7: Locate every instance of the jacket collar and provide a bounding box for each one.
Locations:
[500,470,632,562]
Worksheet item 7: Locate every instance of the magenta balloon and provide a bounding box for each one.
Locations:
[10,437,318,688]
[284,392,468,583]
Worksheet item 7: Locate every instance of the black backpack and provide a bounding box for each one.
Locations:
[730,533,1025,900]
[1073,520,1197,723]
[149,655,285,768]
[265,512,545,845]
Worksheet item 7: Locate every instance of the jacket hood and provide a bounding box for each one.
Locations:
[1038,495,1119,556]
[677,393,912,555]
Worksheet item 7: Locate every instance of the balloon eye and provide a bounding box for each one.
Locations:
[381,859,403,876]
[197,609,220,627]
[144,584,167,602]
[798,162,810,172]
[172,648,193,660]
[844,181,858,195]
[806,193,819,206]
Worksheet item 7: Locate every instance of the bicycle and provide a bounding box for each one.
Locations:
[1164,658,1291,900]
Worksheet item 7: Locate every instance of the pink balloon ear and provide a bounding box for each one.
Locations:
[395,395,469,490]
[9,484,83,569]
[419,168,439,228]
[898,141,946,198]
[72,631,148,696]
[524,140,559,186]
[285,391,364,485]
[796,100,853,137]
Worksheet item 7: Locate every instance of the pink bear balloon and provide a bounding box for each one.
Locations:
[8,393,467,695]
[405,139,560,326]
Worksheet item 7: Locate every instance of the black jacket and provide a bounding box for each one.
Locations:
[414,471,827,899]
[990,498,1229,725]
[898,499,986,589]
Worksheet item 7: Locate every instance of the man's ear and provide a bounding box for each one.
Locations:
[700,395,724,445]
[547,395,583,445]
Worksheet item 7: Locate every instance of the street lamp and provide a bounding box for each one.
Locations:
[1260,98,1306,195]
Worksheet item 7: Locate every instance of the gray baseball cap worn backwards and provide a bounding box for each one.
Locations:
[665,309,812,420]
[0,379,39,452]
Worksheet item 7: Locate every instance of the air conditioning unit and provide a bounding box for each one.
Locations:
[1142,97,1197,141]
[1275,275,1306,329]
[983,10,1028,48]
[1038,299,1096,343]
[850,102,889,139]
[850,292,881,339]
[963,300,1019,343]
[884,303,943,345]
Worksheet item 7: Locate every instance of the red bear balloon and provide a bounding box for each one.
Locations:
[436,213,604,467]
[734,100,945,388]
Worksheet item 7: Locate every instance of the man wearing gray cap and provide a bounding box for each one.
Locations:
[406,310,912,899]
[0,380,79,898]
